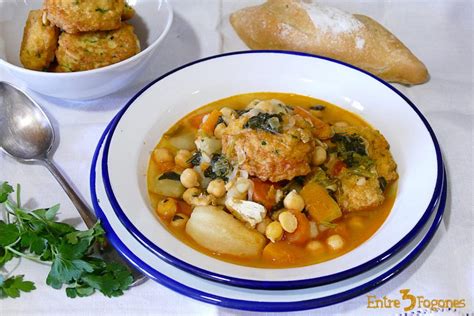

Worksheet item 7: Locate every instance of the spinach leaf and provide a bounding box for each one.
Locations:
[244,113,283,134]
[332,133,372,169]
[186,151,202,167]
[204,154,232,180]
[158,172,181,181]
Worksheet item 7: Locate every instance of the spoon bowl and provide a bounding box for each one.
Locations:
[0,82,53,161]
[0,81,146,285]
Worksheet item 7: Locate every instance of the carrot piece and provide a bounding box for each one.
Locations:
[284,210,311,245]
[200,109,221,135]
[262,241,306,264]
[331,160,347,177]
[300,182,342,223]
[177,200,193,216]
[294,106,332,139]
[251,178,278,210]
[188,113,207,129]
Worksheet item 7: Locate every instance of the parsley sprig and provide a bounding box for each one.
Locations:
[0,182,133,299]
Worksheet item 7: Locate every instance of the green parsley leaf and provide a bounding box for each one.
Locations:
[0,182,133,299]
[0,221,20,247]
[0,275,35,298]
[0,182,13,203]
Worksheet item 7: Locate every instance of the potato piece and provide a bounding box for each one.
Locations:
[151,178,185,198]
[300,182,342,223]
[185,206,266,258]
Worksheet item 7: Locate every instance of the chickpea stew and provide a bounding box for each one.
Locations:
[147,92,398,268]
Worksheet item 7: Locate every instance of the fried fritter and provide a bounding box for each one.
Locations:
[20,10,60,71]
[45,0,125,33]
[336,172,385,212]
[330,124,398,211]
[122,3,135,20]
[222,100,315,182]
[333,125,398,182]
[223,129,314,182]
[55,23,140,72]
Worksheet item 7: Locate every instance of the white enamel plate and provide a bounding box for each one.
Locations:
[101,52,443,288]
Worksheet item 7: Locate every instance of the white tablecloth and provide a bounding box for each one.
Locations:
[1,0,472,315]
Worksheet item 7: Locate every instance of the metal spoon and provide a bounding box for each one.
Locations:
[0,81,147,286]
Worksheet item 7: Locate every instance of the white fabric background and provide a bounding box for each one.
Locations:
[0,0,472,315]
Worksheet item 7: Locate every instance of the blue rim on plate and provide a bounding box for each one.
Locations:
[91,119,447,312]
[101,51,444,289]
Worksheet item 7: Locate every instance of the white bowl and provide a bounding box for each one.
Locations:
[101,51,443,289]
[0,0,172,100]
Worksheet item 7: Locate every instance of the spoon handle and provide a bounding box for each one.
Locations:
[41,158,97,228]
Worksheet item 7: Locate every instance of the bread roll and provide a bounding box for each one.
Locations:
[230,0,429,85]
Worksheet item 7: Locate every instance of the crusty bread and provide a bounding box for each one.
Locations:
[230,0,429,85]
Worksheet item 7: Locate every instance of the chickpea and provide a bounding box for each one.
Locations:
[182,188,201,205]
[278,211,298,233]
[327,234,344,251]
[312,146,327,166]
[153,148,173,163]
[156,198,177,220]
[214,123,227,139]
[175,149,192,168]
[182,188,214,206]
[170,213,189,229]
[306,240,325,254]
[265,221,283,242]
[207,179,226,198]
[180,168,200,188]
[283,190,305,212]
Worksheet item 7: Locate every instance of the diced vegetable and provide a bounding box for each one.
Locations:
[189,113,207,129]
[151,177,186,198]
[262,241,306,264]
[177,200,192,216]
[251,178,278,210]
[284,210,310,245]
[186,206,266,258]
[200,109,221,135]
[300,182,342,223]
[168,133,196,151]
